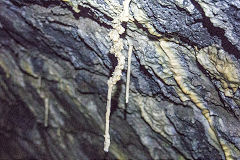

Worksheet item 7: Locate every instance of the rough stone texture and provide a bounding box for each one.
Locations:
[0,0,240,159]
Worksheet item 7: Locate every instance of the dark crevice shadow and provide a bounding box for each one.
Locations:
[62,4,113,29]
[107,53,118,75]
[190,0,240,59]
[9,0,113,29]
[133,19,199,50]
[196,59,240,120]
[133,20,161,41]
[110,80,123,116]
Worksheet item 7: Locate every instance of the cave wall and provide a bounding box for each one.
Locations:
[0,0,240,159]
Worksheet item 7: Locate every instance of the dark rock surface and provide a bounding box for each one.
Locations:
[0,0,240,159]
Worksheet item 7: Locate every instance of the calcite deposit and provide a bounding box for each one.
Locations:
[0,0,240,159]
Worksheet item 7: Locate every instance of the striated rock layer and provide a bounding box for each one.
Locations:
[0,0,240,159]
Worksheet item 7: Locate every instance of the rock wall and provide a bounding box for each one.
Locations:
[0,0,240,159]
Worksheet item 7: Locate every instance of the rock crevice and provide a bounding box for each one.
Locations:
[0,0,240,159]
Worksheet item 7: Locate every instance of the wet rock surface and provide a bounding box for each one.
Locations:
[0,0,240,159]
